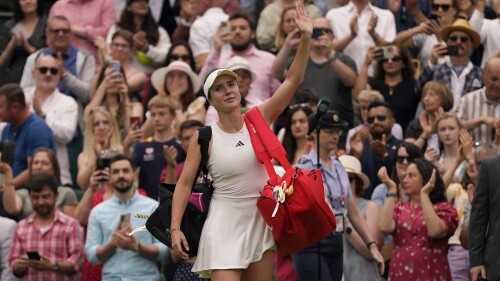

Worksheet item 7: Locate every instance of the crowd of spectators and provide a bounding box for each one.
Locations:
[1,0,500,280]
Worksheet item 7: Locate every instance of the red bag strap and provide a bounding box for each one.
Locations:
[243,107,293,185]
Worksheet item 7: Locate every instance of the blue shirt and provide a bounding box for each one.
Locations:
[297,150,353,216]
[1,114,56,176]
[85,192,168,281]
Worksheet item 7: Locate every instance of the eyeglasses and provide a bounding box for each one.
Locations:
[396,155,412,164]
[36,67,59,75]
[289,103,310,110]
[367,115,387,123]
[448,35,469,43]
[382,56,402,63]
[431,4,451,11]
[111,43,131,49]
[170,54,191,62]
[49,28,71,34]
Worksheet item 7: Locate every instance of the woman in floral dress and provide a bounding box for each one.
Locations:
[378,158,458,280]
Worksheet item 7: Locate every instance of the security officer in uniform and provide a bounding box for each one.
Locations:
[292,110,384,281]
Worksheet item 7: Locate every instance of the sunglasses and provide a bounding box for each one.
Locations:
[396,155,412,164]
[49,28,71,34]
[367,115,387,124]
[37,67,59,75]
[170,54,191,61]
[289,103,310,110]
[381,56,402,63]
[448,35,469,43]
[431,4,451,11]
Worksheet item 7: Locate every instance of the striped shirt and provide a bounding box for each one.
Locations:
[456,87,500,144]
[9,210,83,281]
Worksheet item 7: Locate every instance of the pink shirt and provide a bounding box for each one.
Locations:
[199,45,281,101]
[49,0,115,59]
[9,210,84,281]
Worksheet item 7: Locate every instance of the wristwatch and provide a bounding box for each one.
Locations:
[52,262,59,272]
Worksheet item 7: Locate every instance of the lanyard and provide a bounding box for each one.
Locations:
[320,160,346,212]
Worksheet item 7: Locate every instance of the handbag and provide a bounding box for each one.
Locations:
[145,126,212,257]
[243,107,337,255]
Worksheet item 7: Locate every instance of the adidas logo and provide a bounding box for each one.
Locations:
[235,141,245,147]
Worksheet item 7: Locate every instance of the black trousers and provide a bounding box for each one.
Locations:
[292,233,344,281]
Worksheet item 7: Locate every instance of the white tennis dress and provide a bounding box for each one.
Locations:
[192,122,275,278]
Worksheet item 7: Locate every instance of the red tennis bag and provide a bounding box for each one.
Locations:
[243,107,336,255]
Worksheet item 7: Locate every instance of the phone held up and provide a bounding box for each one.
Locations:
[27,251,41,261]
[120,213,131,229]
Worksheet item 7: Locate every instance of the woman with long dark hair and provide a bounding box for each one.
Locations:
[281,104,313,165]
[107,0,171,73]
[378,158,458,280]
[0,0,46,85]
[353,44,419,131]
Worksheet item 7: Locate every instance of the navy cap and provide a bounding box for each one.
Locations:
[308,110,348,134]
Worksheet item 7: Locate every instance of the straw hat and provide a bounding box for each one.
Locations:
[441,19,481,48]
[338,155,370,190]
[151,61,200,92]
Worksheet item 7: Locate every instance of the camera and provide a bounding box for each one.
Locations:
[95,149,120,182]
[0,141,15,166]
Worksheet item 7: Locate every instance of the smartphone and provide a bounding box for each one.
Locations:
[430,13,441,22]
[446,45,459,56]
[120,213,131,229]
[27,251,41,261]
[220,21,230,33]
[380,46,394,59]
[109,60,121,80]
[312,28,324,39]
[130,116,141,130]
[0,141,15,167]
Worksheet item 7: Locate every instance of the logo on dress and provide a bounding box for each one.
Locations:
[235,141,245,147]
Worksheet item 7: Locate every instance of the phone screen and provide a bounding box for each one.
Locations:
[130,117,141,130]
[27,251,41,261]
[120,213,131,229]
[447,45,459,56]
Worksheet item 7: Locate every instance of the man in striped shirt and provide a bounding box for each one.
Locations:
[456,57,500,145]
[9,173,83,280]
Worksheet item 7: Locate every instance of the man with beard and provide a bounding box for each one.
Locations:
[0,84,55,189]
[350,100,402,199]
[23,55,78,186]
[9,173,83,280]
[198,12,281,101]
[85,154,168,281]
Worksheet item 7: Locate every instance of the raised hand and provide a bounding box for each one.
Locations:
[459,129,474,162]
[284,28,302,49]
[371,134,388,159]
[350,15,358,37]
[367,14,378,36]
[294,1,312,37]
[421,169,436,195]
[378,166,397,192]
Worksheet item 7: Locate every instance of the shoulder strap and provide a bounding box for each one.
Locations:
[197,126,212,176]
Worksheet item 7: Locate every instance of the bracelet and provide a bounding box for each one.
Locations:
[386,192,397,198]
[366,240,377,249]
[170,227,181,233]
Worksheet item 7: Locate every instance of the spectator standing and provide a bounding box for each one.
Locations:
[107,0,172,74]
[0,84,55,189]
[199,12,281,101]
[9,174,83,280]
[353,45,419,132]
[326,0,396,72]
[85,155,168,280]
[350,100,402,199]
[49,0,115,61]
[2,148,78,220]
[24,55,78,185]
[468,0,500,67]
[378,159,458,281]
[256,0,322,53]
[456,57,500,145]
[273,18,357,128]
[0,216,17,281]
[405,81,454,151]
[0,0,47,85]
[130,95,185,199]
[417,19,483,111]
